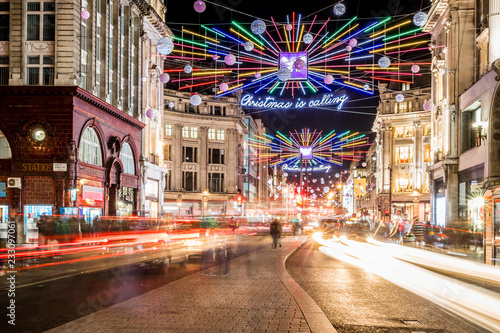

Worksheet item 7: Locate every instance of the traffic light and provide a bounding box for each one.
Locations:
[378,204,381,212]
[237,195,242,208]
[385,209,389,216]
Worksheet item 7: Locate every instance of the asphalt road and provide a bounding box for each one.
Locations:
[286,239,489,333]
[0,236,270,332]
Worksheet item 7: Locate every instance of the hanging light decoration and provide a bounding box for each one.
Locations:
[156,38,174,55]
[244,41,255,52]
[333,3,346,16]
[190,93,202,106]
[168,101,175,109]
[184,64,193,74]
[303,33,313,44]
[361,162,367,167]
[349,38,357,47]
[159,73,170,83]
[423,100,434,111]
[395,94,405,103]
[193,0,206,13]
[363,84,370,90]
[378,56,391,68]
[413,11,428,27]
[324,75,334,84]
[255,72,261,78]
[225,54,236,66]
[251,19,266,35]
[81,9,90,20]
[212,54,219,61]
[146,108,156,118]
[411,64,420,73]
[220,83,229,92]
[277,67,292,81]
[294,59,305,70]
[346,45,352,52]
[285,24,293,31]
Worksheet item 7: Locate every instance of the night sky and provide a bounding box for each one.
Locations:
[163,0,432,136]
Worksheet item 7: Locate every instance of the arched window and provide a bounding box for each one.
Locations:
[120,142,135,175]
[0,130,12,158]
[79,127,102,166]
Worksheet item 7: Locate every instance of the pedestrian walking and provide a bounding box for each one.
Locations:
[270,218,281,249]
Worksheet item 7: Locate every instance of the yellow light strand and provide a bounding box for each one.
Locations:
[237,68,278,78]
[229,28,266,50]
[356,66,400,70]
[323,24,359,49]
[344,81,366,89]
[192,70,232,76]
[309,68,349,74]
[171,49,208,57]
[216,83,243,94]
[369,40,427,53]
[370,20,412,38]
[182,29,220,44]
[296,25,305,52]
[283,26,291,52]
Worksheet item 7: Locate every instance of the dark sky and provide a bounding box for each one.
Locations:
[163,0,431,136]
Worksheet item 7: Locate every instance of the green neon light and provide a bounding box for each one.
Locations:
[318,130,336,144]
[383,28,423,41]
[345,134,366,143]
[336,130,351,139]
[305,81,318,92]
[364,17,391,32]
[269,82,281,94]
[323,16,357,45]
[231,21,265,46]
[173,36,207,48]
[201,25,225,38]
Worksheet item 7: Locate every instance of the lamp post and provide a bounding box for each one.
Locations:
[202,190,209,221]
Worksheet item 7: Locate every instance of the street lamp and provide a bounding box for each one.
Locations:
[202,190,209,221]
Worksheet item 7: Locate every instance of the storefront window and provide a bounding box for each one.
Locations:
[24,205,52,242]
[468,197,484,232]
[79,127,103,166]
[0,129,11,158]
[494,201,500,240]
[0,204,8,223]
[120,142,135,175]
[395,146,412,163]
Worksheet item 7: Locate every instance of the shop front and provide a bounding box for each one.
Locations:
[484,183,500,265]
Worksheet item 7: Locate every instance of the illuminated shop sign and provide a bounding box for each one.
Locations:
[240,93,348,110]
[282,164,332,173]
[82,185,104,201]
[299,146,313,159]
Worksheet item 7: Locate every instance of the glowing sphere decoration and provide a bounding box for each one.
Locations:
[190,93,202,106]
[313,179,317,183]
[303,33,313,44]
[225,54,236,66]
[333,3,346,16]
[324,75,334,84]
[324,187,330,193]
[349,38,357,47]
[361,162,367,167]
[244,41,254,52]
[184,64,193,74]
[159,73,170,83]
[81,10,90,20]
[413,11,428,27]
[335,173,340,178]
[157,38,174,55]
[411,64,420,73]
[395,94,405,103]
[285,24,293,31]
[168,101,175,109]
[220,83,229,92]
[251,20,266,35]
[193,0,206,13]
[146,109,156,118]
[378,56,391,68]
[363,84,370,90]
[439,68,446,75]
[277,67,292,81]
[346,45,352,52]
[423,100,433,111]
[294,59,305,70]
[212,54,218,60]
[255,72,261,78]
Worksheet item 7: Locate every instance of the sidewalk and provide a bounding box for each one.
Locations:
[47,236,337,333]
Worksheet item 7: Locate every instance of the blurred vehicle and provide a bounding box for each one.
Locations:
[403,233,416,242]
[173,219,228,260]
[424,230,449,249]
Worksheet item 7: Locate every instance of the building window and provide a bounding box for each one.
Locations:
[79,127,103,166]
[164,171,172,191]
[0,129,12,158]
[217,129,225,141]
[163,144,172,161]
[394,126,414,138]
[209,148,225,164]
[182,171,197,191]
[208,128,216,140]
[401,83,410,91]
[423,123,431,136]
[0,3,9,41]
[395,101,412,113]
[424,145,431,162]
[120,142,135,175]
[165,124,172,136]
[183,146,198,163]
[190,127,198,139]
[27,2,55,41]
[26,55,54,85]
[396,172,412,192]
[0,56,8,85]
[182,126,189,138]
[395,146,412,164]
[209,173,224,193]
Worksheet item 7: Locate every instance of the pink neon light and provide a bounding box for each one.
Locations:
[388,32,430,44]
[386,45,443,55]
[306,17,330,53]
[307,15,317,34]
[173,42,204,51]
[171,74,224,83]
[340,76,372,83]
[164,56,205,60]
[364,71,422,76]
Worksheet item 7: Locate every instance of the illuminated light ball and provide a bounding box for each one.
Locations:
[193,0,206,13]
[439,68,446,75]
[324,187,330,193]
[333,3,346,16]
[285,24,293,31]
[159,73,170,83]
[81,9,90,20]
[362,162,367,167]
[255,72,261,78]
[146,108,156,118]
[313,179,317,183]
[244,41,254,52]
[212,54,219,61]
[378,56,391,68]
[346,45,352,52]
[168,101,175,109]
[335,173,340,178]
[344,170,348,173]
[190,93,202,106]
[219,83,229,92]
[251,19,266,35]
[157,37,174,55]
[184,64,193,74]
[413,11,428,27]
[294,59,305,70]
[224,54,236,66]
[423,100,434,111]
[324,75,334,84]
[303,33,313,44]
[277,67,292,81]
[396,93,405,103]
[411,64,420,73]
[349,39,358,47]
[363,84,370,90]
